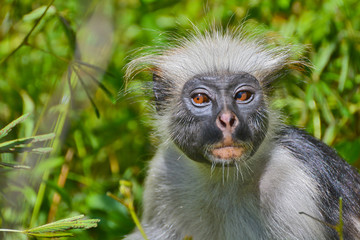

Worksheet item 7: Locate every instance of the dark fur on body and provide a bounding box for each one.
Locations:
[124,27,360,239]
[278,126,360,239]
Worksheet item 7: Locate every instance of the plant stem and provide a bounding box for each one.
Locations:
[107,192,149,240]
[0,0,56,65]
[0,229,23,233]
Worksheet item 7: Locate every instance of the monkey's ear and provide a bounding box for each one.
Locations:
[153,74,164,102]
[152,73,170,113]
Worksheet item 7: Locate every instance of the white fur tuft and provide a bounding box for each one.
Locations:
[126,26,298,88]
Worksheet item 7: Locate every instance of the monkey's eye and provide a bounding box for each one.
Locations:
[235,91,253,102]
[191,93,210,106]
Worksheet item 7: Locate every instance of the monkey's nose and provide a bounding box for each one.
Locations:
[216,111,238,132]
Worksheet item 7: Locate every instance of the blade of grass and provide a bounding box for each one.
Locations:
[57,14,77,52]
[76,65,114,102]
[75,60,116,79]
[0,162,31,169]
[72,66,100,118]
[0,133,55,153]
[0,113,31,139]
[338,53,349,92]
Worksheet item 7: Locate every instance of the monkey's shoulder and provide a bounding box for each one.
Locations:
[276,126,360,216]
[276,125,358,177]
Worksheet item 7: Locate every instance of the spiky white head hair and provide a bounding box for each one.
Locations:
[126,27,299,90]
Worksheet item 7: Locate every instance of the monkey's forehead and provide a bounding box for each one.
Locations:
[149,31,294,84]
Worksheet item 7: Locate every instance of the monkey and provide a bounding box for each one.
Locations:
[123,26,360,240]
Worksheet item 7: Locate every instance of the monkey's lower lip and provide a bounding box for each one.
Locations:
[211,146,245,160]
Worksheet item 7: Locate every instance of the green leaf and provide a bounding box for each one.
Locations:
[22,5,56,22]
[314,83,334,124]
[338,52,349,92]
[27,232,74,237]
[335,138,360,164]
[0,162,30,169]
[58,14,77,52]
[312,42,337,79]
[0,133,55,153]
[0,215,100,238]
[0,113,31,139]
[0,146,53,153]
[322,123,336,145]
[23,215,100,236]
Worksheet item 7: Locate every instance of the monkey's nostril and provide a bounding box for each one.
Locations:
[218,116,227,128]
[230,116,237,127]
[217,112,238,130]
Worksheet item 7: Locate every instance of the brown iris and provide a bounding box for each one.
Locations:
[192,93,210,105]
[235,91,252,102]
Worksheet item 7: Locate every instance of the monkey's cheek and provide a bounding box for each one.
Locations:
[211,147,245,160]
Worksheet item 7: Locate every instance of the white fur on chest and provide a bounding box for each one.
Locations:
[143,145,327,240]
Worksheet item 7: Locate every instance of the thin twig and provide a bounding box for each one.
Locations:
[25,43,71,63]
[0,0,56,64]
[299,197,344,239]
[299,212,336,229]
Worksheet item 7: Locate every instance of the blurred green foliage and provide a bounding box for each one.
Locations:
[0,0,359,239]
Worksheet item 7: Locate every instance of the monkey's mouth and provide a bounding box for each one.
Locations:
[211,145,245,160]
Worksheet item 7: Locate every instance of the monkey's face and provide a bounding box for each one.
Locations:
[168,72,269,165]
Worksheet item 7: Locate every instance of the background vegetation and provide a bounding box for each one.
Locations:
[0,0,359,239]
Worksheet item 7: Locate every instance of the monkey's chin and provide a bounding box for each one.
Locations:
[210,146,245,163]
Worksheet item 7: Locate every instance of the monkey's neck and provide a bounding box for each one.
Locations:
[160,136,274,189]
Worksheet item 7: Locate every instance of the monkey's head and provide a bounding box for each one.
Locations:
[127,28,299,166]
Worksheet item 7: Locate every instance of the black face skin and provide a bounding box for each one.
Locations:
[167,72,269,165]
